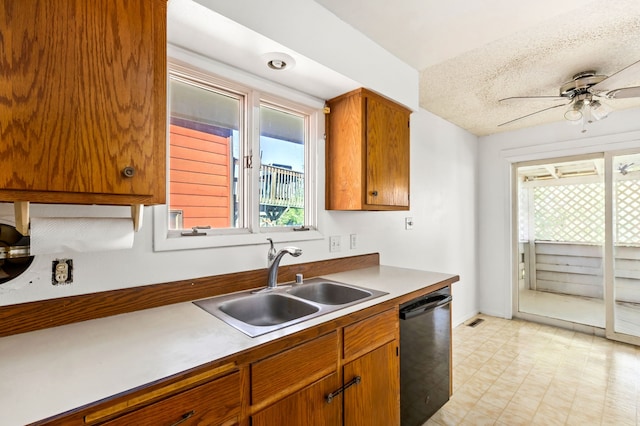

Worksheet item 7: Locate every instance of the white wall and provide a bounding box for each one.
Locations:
[192,0,419,110]
[322,109,479,326]
[478,108,640,318]
[0,110,477,324]
[0,107,478,326]
[0,1,479,328]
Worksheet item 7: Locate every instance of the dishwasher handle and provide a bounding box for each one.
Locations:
[399,294,452,320]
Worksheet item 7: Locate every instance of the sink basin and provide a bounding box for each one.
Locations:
[193,278,387,337]
[288,281,371,305]
[219,293,319,326]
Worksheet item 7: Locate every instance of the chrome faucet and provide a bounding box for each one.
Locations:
[267,238,277,266]
[267,246,302,289]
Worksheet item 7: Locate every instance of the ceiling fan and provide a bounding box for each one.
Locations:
[498,59,640,132]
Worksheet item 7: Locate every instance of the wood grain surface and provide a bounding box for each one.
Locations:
[0,253,380,338]
[0,0,166,205]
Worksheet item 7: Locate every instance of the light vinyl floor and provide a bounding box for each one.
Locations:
[426,315,640,425]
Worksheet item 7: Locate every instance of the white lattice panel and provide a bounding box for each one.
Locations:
[518,185,530,241]
[616,179,640,245]
[533,183,604,243]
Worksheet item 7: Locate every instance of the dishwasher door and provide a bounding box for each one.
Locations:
[399,287,452,426]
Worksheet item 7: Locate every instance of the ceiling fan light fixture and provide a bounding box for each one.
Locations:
[590,100,612,121]
[564,101,584,121]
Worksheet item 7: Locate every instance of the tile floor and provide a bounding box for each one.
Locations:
[426,315,640,425]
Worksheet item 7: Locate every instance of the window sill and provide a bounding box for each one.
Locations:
[153,207,323,251]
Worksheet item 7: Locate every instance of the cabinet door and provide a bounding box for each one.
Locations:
[252,373,341,426]
[365,95,410,208]
[0,0,166,205]
[343,342,400,426]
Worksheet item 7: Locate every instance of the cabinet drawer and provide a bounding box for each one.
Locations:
[100,372,240,426]
[343,308,398,360]
[251,331,338,405]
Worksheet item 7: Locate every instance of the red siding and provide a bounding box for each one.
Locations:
[169,125,232,229]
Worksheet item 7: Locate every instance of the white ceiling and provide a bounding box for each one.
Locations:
[169,0,640,137]
[314,0,640,136]
[168,0,361,102]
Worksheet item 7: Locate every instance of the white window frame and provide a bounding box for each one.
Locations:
[154,49,323,251]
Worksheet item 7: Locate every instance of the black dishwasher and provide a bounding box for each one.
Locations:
[399,287,452,426]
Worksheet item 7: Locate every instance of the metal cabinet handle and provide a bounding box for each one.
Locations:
[370,190,378,196]
[170,410,195,426]
[122,166,136,178]
[326,376,361,403]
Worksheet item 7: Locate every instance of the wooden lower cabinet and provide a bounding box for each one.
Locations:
[250,309,399,426]
[251,373,341,426]
[37,306,403,426]
[343,342,400,426]
[100,371,240,426]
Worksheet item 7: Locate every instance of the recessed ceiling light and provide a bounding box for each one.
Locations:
[262,52,296,71]
[267,59,287,70]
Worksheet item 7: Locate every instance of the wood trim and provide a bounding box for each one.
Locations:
[84,362,237,424]
[343,308,398,362]
[250,331,338,410]
[14,201,30,235]
[0,253,380,338]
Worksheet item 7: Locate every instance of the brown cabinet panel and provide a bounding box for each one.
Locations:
[325,88,410,211]
[365,96,410,207]
[101,372,241,426]
[343,308,398,361]
[343,342,400,426]
[325,91,365,210]
[251,331,338,405]
[0,0,166,205]
[252,373,341,426]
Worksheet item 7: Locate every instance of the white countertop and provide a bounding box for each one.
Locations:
[0,266,457,425]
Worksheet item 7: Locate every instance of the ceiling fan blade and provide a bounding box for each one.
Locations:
[590,59,640,94]
[499,96,567,103]
[601,86,640,99]
[498,102,570,127]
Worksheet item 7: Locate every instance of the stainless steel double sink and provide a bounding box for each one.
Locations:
[194,278,387,337]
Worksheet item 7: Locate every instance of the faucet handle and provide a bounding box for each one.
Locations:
[267,238,277,265]
[282,246,303,256]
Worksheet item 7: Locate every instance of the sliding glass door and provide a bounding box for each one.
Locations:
[608,152,640,343]
[515,155,605,328]
[515,151,640,345]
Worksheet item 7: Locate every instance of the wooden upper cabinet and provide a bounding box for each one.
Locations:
[0,0,166,205]
[325,88,410,211]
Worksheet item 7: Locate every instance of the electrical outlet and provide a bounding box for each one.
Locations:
[350,234,357,249]
[329,235,341,252]
[52,259,73,285]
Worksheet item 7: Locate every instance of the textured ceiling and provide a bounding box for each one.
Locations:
[314,0,640,136]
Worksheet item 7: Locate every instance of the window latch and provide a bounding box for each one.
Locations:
[244,155,253,169]
[180,226,211,236]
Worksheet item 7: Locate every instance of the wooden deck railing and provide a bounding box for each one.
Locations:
[259,164,304,208]
[521,241,640,303]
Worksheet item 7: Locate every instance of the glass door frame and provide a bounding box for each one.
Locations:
[511,150,640,346]
[511,153,605,330]
[604,149,640,346]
